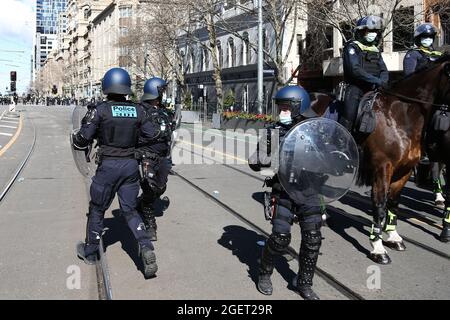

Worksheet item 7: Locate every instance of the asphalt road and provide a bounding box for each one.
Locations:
[0,105,97,299]
[0,105,447,300]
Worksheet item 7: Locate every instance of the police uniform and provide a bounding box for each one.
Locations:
[340,40,388,131]
[404,47,443,76]
[136,101,173,240]
[74,98,161,260]
[73,68,160,278]
[252,85,324,300]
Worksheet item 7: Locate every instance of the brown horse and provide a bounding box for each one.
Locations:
[307,55,450,263]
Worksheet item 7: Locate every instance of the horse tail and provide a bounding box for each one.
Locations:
[356,145,372,187]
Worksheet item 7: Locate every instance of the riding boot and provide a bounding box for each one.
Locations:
[257,244,274,295]
[439,209,450,243]
[296,227,321,300]
[141,205,157,241]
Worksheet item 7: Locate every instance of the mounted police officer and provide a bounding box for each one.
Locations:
[136,77,174,241]
[339,15,389,132]
[250,86,325,300]
[404,23,443,76]
[72,68,160,279]
[404,23,446,209]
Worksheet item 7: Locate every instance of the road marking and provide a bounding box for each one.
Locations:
[177,140,248,163]
[0,114,22,157]
[0,125,17,129]
[0,132,13,137]
[410,218,442,230]
[1,120,19,124]
[2,116,20,120]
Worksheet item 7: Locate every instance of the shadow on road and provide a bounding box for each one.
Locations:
[102,209,149,279]
[217,225,297,294]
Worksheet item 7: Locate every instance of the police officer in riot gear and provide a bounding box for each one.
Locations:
[250,85,325,300]
[73,68,160,278]
[339,15,389,132]
[404,23,446,209]
[136,77,173,241]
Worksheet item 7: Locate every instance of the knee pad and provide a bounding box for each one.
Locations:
[267,232,291,254]
[301,231,322,254]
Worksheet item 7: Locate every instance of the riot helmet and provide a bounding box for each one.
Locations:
[101,68,132,95]
[142,77,167,102]
[354,15,384,45]
[414,23,437,47]
[274,85,311,125]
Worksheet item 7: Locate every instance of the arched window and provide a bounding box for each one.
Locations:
[189,49,195,73]
[202,48,208,71]
[242,32,250,66]
[216,41,223,68]
[227,37,235,68]
[263,28,268,60]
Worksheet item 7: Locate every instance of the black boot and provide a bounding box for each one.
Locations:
[76,241,97,265]
[296,229,321,300]
[142,206,157,241]
[439,210,450,243]
[139,246,158,278]
[257,245,274,295]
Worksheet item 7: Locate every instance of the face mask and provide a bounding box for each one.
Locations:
[364,32,378,43]
[420,37,433,48]
[279,110,292,125]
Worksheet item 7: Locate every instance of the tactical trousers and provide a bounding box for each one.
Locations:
[140,156,172,206]
[85,159,153,256]
[260,192,323,288]
[339,85,363,131]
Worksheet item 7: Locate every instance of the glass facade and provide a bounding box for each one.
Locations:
[36,0,68,34]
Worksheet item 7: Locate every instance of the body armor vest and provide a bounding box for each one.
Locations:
[98,101,141,158]
[353,41,382,77]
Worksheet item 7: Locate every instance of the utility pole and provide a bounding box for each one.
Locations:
[257,0,263,114]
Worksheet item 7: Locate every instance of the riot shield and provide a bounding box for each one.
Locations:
[277,118,359,206]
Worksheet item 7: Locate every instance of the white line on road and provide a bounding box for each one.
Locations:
[0,125,17,129]
[0,132,13,137]
[0,120,19,124]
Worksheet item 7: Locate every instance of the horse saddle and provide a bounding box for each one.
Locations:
[355,91,378,134]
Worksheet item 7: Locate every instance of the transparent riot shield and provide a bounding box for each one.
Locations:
[277,118,359,206]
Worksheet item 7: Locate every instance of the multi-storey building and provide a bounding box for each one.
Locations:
[33,0,68,80]
[63,0,112,99]
[178,1,308,115]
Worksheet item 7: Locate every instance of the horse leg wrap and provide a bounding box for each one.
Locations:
[297,224,322,287]
[383,209,398,232]
[259,232,291,275]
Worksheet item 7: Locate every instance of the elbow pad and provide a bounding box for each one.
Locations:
[71,129,90,150]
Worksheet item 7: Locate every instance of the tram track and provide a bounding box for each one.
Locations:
[0,112,34,203]
[175,142,450,261]
[173,170,365,300]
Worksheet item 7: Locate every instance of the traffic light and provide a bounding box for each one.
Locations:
[52,85,57,95]
[10,82,16,92]
[10,71,16,82]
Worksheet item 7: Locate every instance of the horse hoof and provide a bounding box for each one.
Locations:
[369,253,392,265]
[439,233,450,243]
[383,240,406,251]
[435,202,445,210]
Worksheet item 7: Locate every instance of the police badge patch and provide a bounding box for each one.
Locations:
[349,48,356,55]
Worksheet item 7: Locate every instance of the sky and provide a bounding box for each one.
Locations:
[0,0,35,95]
